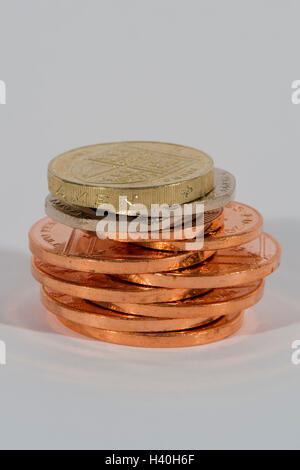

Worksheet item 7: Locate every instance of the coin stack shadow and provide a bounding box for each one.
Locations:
[28,144,281,348]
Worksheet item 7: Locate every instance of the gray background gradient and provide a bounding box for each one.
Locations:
[0,0,299,449]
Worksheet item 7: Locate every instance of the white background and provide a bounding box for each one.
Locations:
[0,0,299,449]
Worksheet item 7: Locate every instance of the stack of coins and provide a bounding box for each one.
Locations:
[29,142,281,347]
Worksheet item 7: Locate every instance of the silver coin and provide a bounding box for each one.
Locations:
[189,167,235,211]
[45,168,235,232]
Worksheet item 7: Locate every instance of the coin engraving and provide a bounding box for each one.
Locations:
[63,144,209,185]
[48,141,215,209]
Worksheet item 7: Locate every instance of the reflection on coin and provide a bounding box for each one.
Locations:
[29,218,215,274]
[48,141,214,210]
[97,280,264,318]
[136,202,262,251]
[54,311,244,348]
[31,257,208,304]
[41,286,215,332]
[120,233,281,288]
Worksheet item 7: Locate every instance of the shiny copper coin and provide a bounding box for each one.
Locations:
[135,202,262,251]
[97,280,264,318]
[41,286,215,332]
[29,218,214,274]
[54,311,244,348]
[31,257,207,304]
[120,233,281,288]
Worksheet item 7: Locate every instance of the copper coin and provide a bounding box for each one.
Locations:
[31,257,207,304]
[54,311,244,348]
[135,202,262,251]
[97,280,264,318]
[29,218,214,274]
[120,233,281,289]
[41,287,215,332]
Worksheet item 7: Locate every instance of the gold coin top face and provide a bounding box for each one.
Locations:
[48,141,214,189]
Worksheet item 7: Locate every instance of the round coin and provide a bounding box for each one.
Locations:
[97,280,264,318]
[41,286,215,332]
[53,311,244,347]
[136,202,262,251]
[185,167,235,213]
[31,257,208,304]
[45,194,223,242]
[120,233,281,288]
[48,141,215,210]
[29,218,215,274]
[46,167,234,219]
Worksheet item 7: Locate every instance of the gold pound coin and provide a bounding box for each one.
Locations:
[48,141,214,211]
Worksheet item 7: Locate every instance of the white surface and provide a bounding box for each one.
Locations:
[0,1,299,449]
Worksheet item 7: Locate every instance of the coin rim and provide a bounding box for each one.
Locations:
[96,280,265,318]
[120,233,281,289]
[31,256,208,304]
[40,286,216,332]
[54,311,244,347]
